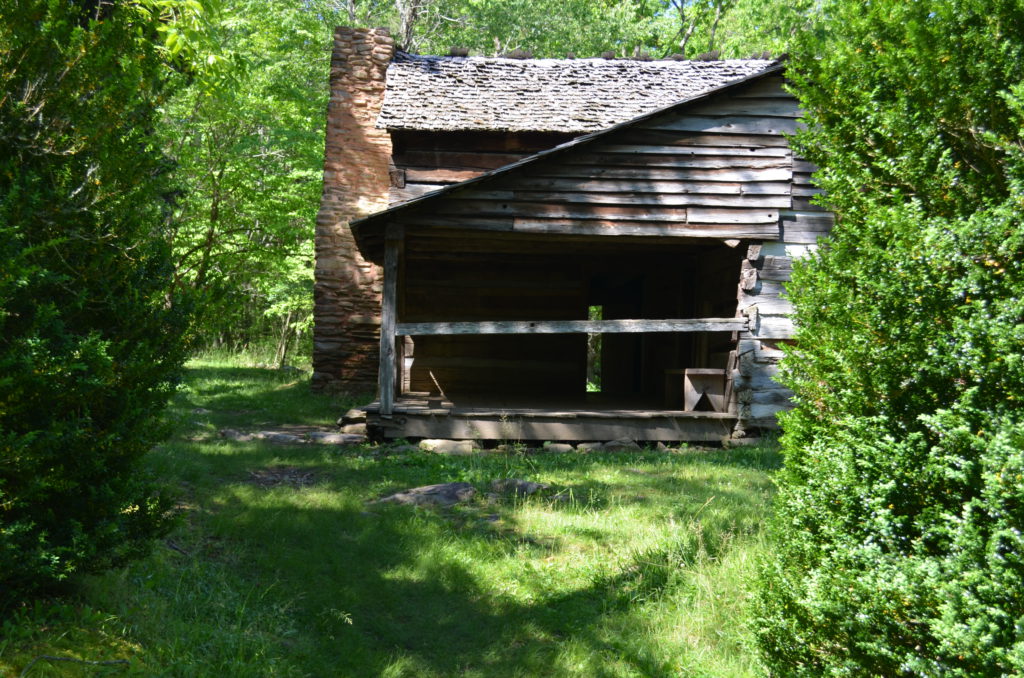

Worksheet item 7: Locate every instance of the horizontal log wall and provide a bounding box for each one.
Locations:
[401,253,586,396]
[388,130,576,205]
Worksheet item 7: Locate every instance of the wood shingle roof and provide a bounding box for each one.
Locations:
[377,52,778,133]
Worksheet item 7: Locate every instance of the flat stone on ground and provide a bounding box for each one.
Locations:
[257,432,305,444]
[341,423,367,435]
[219,429,255,442]
[375,482,476,507]
[308,431,366,445]
[419,439,475,455]
[541,443,575,454]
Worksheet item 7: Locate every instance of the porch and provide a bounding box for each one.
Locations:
[364,392,737,443]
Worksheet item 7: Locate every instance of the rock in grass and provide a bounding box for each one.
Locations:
[419,439,475,455]
[336,408,367,426]
[490,478,550,496]
[375,482,476,507]
[601,437,642,452]
[541,443,575,454]
[576,441,603,453]
[308,432,366,445]
[341,423,367,435]
[219,428,255,442]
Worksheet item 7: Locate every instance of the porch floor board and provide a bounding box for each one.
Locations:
[363,393,736,443]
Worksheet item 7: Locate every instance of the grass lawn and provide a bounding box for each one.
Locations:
[1,359,778,677]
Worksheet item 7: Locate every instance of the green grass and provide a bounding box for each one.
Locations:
[1,358,778,677]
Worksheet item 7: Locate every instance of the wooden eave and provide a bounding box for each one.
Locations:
[350,62,789,264]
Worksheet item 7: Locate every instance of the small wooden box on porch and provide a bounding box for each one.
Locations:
[665,368,728,412]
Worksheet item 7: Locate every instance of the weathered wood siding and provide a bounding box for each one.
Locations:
[362,72,834,435]
[388,130,575,204]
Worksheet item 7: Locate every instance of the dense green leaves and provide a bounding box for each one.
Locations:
[756,0,1024,673]
[0,0,193,602]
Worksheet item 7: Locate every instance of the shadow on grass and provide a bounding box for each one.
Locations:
[147,436,773,677]
[214,492,756,677]
[173,365,371,430]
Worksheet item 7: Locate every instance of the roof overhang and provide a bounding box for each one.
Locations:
[352,62,788,264]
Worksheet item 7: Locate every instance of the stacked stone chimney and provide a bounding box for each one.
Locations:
[312,27,395,392]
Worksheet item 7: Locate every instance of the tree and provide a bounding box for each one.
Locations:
[161,0,333,358]
[756,1,1024,674]
[0,0,195,602]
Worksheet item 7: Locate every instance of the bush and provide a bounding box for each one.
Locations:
[755,0,1024,673]
[757,200,1024,676]
[0,2,192,603]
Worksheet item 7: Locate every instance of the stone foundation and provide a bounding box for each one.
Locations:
[312,27,395,392]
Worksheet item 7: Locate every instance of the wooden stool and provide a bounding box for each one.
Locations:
[684,368,727,412]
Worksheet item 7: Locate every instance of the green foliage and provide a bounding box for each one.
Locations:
[0,1,193,603]
[756,0,1024,673]
[161,0,330,357]
[404,0,816,58]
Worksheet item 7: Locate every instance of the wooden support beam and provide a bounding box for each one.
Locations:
[395,317,747,336]
[378,225,402,416]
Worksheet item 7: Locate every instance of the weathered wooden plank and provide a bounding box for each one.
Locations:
[396,318,748,336]
[493,177,793,195]
[457,189,791,208]
[792,185,825,197]
[746,315,795,340]
[686,97,801,118]
[370,412,736,442]
[792,159,818,174]
[396,150,525,170]
[639,115,801,136]
[779,211,835,243]
[734,370,787,392]
[531,165,793,183]
[378,226,402,415]
[405,168,485,183]
[389,183,442,204]
[793,171,817,186]
[791,197,829,212]
[594,144,792,157]
[731,77,791,99]
[437,199,689,222]
[737,293,792,315]
[615,129,792,148]
[759,255,793,281]
[737,338,786,363]
[688,207,779,224]
[510,219,780,240]
[760,241,818,259]
[405,215,514,231]
[565,153,792,170]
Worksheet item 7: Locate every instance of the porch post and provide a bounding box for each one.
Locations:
[378,224,403,415]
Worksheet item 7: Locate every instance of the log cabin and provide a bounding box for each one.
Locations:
[315,27,833,443]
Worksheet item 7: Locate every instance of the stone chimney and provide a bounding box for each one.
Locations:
[313,27,395,392]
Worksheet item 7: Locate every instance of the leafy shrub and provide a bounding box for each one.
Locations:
[757,200,1024,676]
[0,2,192,603]
[756,0,1024,673]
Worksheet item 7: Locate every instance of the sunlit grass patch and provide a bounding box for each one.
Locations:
[1,361,776,678]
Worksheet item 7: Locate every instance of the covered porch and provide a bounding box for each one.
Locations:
[363,228,749,442]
